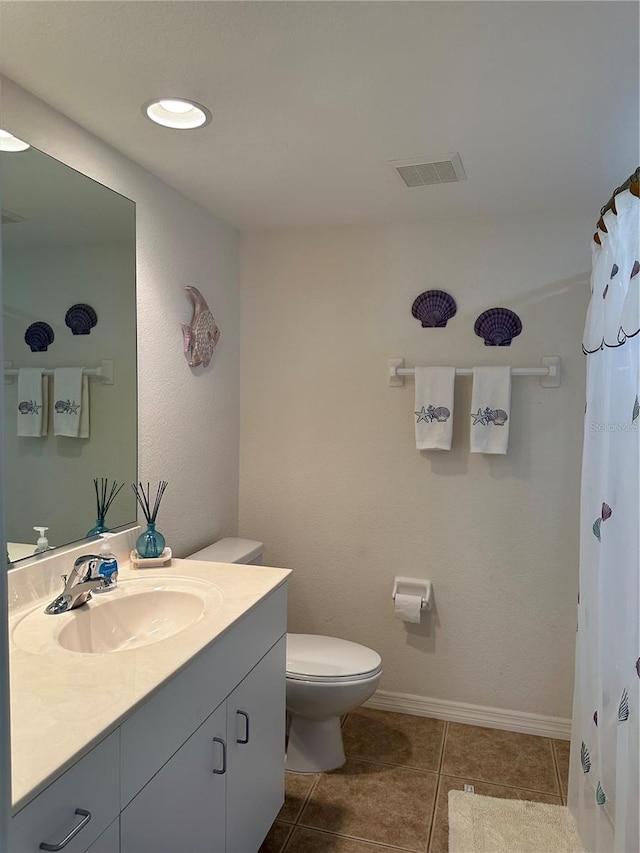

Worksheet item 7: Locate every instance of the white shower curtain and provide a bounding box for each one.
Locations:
[569,187,639,853]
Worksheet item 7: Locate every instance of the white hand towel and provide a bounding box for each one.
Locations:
[54,368,89,437]
[414,366,456,450]
[470,366,512,454]
[17,368,48,437]
[78,375,89,438]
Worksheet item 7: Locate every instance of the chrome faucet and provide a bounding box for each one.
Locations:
[44,554,108,615]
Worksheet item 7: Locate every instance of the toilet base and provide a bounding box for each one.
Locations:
[286,714,345,773]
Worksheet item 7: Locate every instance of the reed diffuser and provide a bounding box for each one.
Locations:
[132,480,169,559]
[87,478,125,536]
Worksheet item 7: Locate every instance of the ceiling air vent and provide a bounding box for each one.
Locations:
[1,208,27,225]
[390,153,467,188]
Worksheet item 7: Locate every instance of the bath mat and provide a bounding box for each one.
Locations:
[448,790,584,853]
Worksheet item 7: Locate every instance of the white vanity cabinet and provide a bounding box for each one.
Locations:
[9,580,288,853]
[121,637,285,853]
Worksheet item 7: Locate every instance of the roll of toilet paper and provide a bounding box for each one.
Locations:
[394,593,422,623]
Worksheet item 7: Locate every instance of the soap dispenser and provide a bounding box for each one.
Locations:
[94,533,118,593]
[33,527,53,554]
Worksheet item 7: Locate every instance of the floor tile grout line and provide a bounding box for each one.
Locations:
[438,721,448,775]
[292,772,321,827]
[341,754,443,775]
[278,821,295,853]
[426,722,447,853]
[292,822,429,852]
[425,772,442,853]
[550,739,565,803]
[437,771,563,800]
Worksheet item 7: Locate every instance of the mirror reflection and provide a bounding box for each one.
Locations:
[1,141,137,561]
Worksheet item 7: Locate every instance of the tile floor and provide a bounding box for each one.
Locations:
[259,708,570,853]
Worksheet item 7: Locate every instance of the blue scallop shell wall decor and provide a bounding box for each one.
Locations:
[474,307,522,346]
[65,303,98,335]
[411,290,457,328]
[24,321,55,352]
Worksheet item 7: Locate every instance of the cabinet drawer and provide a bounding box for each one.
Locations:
[9,731,120,853]
[120,584,286,806]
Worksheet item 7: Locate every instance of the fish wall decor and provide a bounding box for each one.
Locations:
[181,286,221,368]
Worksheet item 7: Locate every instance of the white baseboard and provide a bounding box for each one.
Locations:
[364,689,571,740]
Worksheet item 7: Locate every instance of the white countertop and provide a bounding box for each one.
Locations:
[7,543,38,563]
[8,555,290,813]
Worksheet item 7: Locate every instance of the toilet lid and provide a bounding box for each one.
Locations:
[286,633,382,682]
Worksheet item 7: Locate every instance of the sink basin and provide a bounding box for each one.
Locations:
[57,589,206,653]
[12,577,224,655]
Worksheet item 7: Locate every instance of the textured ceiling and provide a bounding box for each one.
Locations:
[0,1,638,231]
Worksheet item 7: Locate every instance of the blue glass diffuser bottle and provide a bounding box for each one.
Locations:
[135,522,166,559]
[87,517,109,536]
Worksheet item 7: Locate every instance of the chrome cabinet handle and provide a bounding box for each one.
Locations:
[236,710,250,744]
[39,808,91,851]
[212,736,227,774]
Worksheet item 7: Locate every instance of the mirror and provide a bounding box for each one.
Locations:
[1,141,137,561]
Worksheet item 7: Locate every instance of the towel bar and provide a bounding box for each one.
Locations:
[388,356,560,388]
[4,359,114,385]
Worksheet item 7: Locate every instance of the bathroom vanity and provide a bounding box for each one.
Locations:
[7,545,290,853]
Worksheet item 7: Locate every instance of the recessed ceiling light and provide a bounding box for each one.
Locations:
[143,98,211,130]
[0,130,30,152]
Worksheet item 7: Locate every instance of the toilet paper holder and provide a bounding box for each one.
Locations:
[392,576,433,611]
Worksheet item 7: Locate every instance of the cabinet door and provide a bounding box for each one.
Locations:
[85,818,119,853]
[226,636,286,853]
[120,703,226,853]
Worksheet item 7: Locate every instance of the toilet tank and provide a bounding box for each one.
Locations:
[186,538,264,565]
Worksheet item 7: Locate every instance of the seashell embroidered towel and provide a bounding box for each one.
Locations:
[414,366,456,450]
[17,368,48,437]
[53,368,89,437]
[470,366,511,454]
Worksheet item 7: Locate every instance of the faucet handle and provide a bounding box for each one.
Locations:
[72,554,102,582]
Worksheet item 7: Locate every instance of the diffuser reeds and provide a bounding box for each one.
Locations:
[132,480,169,524]
[94,477,125,520]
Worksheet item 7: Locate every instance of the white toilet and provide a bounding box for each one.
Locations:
[186,538,382,773]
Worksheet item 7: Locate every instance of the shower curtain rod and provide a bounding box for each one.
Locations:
[594,166,639,245]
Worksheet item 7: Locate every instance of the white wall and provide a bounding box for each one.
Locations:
[1,75,241,557]
[239,214,593,719]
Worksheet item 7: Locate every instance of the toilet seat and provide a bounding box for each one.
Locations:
[286,633,382,683]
